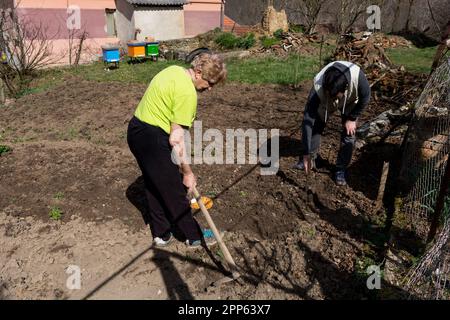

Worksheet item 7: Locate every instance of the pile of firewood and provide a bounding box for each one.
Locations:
[366,65,426,106]
[333,33,393,69]
[372,33,412,49]
[333,32,426,106]
[253,32,319,56]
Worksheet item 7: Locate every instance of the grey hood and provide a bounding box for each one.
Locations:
[314,61,361,122]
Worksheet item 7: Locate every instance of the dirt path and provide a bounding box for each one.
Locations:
[0,77,401,299]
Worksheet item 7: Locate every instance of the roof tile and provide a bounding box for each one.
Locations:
[126,0,188,5]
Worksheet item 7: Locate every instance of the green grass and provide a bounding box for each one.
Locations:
[215,32,256,50]
[311,42,337,65]
[17,44,439,96]
[69,60,187,84]
[23,60,183,91]
[17,68,66,98]
[226,54,319,85]
[260,36,280,49]
[386,46,445,74]
[33,54,319,88]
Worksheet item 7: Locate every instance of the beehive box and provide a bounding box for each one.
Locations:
[146,42,159,57]
[127,42,146,58]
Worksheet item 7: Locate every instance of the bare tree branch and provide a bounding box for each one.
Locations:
[285,0,328,34]
[426,0,442,34]
[0,4,58,96]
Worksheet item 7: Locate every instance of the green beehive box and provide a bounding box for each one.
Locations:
[146,42,159,57]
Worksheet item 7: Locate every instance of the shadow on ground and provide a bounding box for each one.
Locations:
[347,143,399,200]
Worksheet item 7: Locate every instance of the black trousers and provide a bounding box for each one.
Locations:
[127,116,202,241]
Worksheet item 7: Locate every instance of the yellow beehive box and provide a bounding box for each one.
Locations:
[127,42,146,58]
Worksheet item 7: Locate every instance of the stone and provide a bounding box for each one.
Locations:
[238,51,251,59]
[261,6,289,34]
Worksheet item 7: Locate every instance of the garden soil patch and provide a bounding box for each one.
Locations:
[1,77,406,299]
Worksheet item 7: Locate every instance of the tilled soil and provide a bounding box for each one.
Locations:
[0,77,402,299]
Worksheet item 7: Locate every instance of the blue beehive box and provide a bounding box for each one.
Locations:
[102,47,120,63]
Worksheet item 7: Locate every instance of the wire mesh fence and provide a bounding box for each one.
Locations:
[399,58,450,299]
[405,213,450,299]
[399,58,450,237]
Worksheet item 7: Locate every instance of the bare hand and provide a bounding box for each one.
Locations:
[169,127,185,157]
[345,120,357,136]
[183,172,197,195]
[303,155,312,175]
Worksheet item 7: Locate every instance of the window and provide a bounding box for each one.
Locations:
[105,8,117,37]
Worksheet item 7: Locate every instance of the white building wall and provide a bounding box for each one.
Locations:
[134,6,185,41]
[114,0,135,44]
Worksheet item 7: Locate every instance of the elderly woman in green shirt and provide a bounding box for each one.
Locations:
[128,53,227,248]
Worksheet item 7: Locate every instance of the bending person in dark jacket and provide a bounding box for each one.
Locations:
[293,61,371,186]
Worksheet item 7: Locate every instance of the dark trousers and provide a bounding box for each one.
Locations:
[127,116,202,241]
[304,118,356,171]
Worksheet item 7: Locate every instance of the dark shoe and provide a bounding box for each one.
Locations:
[335,170,347,186]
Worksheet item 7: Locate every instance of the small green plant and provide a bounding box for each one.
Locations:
[49,206,63,220]
[306,226,316,238]
[54,192,64,200]
[215,32,256,50]
[216,249,224,259]
[206,191,218,198]
[239,191,247,197]
[215,32,238,49]
[355,256,379,279]
[0,145,11,156]
[68,127,78,139]
[289,24,305,33]
[236,33,256,49]
[260,36,279,49]
[273,29,285,39]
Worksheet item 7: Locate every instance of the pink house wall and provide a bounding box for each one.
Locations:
[17,0,115,9]
[14,0,119,65]
[10,0,224,65]
[184,0,223,37]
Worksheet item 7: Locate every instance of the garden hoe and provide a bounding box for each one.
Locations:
[192,186,241,287]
